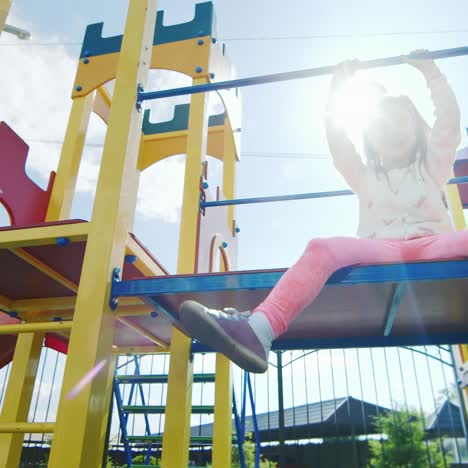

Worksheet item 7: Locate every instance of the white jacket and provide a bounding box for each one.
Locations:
[333,74,461,239]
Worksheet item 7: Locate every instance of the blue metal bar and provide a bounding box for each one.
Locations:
[125,379,137,427]
[383,283,406,336]
[191,332,468,353]
[111,259,468,298]
[272,333,468,351]
[241,373,247,443]
[132,356,154,465]
[200,176,468,208]
[113,380,133,468]
[137,47,468,102]
[232,391,246,468]
[202,189,352,208]
[246,373,261,468]
[133,357,152,434]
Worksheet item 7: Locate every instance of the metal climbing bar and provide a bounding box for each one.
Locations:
[113,381,133,468]
[203,189,353,208]
[246,373,261,468]
[232,391,246,468]
[137,46,468,102]
[201,175,468,208]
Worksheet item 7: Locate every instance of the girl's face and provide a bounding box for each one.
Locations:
[365,99,419,167]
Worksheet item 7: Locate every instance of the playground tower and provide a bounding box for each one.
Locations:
[0,1,241,466]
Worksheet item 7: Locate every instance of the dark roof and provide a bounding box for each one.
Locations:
[190,396,391,441]
[426,400,465,438]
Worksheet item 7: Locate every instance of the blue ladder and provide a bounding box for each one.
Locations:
[113,355,260,467]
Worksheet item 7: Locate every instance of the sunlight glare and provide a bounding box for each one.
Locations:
[329,75,386,145]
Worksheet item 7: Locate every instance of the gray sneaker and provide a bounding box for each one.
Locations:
[179,300,269,373]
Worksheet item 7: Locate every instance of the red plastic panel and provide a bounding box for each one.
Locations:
[25,241,86,285]
[0,336,16,369]
[0,250,76,300]
[0,122,55,225]
[45,333,69,354]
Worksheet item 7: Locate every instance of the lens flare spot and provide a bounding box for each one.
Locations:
[66,359,107,400]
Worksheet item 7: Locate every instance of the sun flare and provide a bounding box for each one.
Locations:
[329,75,386,145]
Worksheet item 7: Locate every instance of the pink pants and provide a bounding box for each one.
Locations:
[254,230,468,337]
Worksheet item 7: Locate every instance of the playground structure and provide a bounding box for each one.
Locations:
[0,1,468,467]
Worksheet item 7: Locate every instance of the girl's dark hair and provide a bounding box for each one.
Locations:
[363,96,429,180]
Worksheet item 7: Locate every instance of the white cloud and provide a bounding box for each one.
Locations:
[0,19,229,225]
[137,155,185,223]
[0,32,76,188]
[0,14,107,194]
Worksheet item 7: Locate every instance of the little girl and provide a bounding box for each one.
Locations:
[179,51,463,373]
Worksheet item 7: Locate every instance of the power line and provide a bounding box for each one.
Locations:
[25,138,330,159]
[221,28,468,41]
[0,41,82,46]
[27,138,102,147]
[0,28,467,47]
[242,152,329,160]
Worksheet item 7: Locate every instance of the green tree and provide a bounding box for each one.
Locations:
[231,433,277,468]
[368,409,450,467]
[132,453,159,465]
[106,455,118,468]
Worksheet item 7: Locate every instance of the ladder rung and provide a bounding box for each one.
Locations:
[122,405,165,414]
[116,373,216,384]
[0,422,55,433]
[191,405,215,414]
[127,435,162,443]
[131,466,161,468]
[193,373,216,383]
[127,435,234,445]
[122,405,214,415]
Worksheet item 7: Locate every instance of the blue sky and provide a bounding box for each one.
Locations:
[1,0,468,444]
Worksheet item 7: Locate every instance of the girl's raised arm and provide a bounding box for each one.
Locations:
[406,52,461,186]
[326,62,365,192]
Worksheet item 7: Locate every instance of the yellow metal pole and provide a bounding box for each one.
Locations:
[222,119,237,229]
[47,2,157,467]
[447,182,466,230]
[0,321,72,334]
[161,77,209,468]
[212,356,233,466]
[46,93,94,221]
[0,423,54,433]
[177,80,209,258]
[446,181,468,405]
[0,0,12,33]
[212,119,237,466]
[0,332,44,468]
